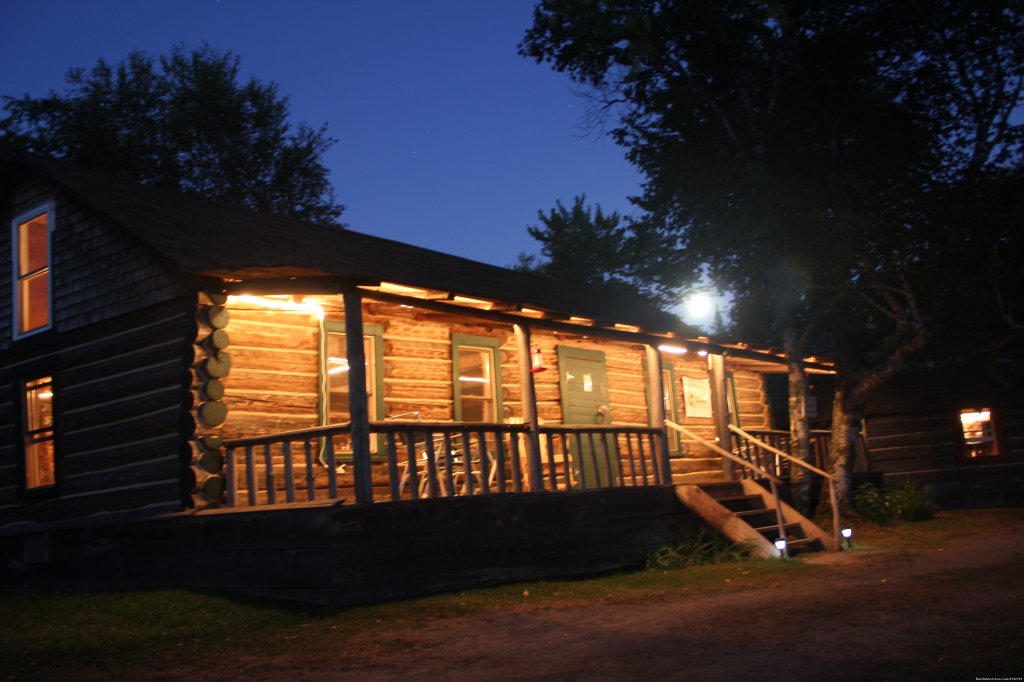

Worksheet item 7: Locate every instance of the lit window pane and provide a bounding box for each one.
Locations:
[327,333,375,423]
[19,272,50,334]
[24,376,55,489]
[14,210,51,336]
[19,214,48,274]
[458,347,494,422]
[960,408,998,459]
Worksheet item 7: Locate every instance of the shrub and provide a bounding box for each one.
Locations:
[647,531,751,570]
[853,481,937,526]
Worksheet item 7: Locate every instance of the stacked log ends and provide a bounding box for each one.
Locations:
[191,292,230,507]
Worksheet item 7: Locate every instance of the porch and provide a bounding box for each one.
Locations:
[198,287,834,510]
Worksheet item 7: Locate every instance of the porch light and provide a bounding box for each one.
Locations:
[228,294,325,321]
[697,350,708,357]
[774,538,787,558]
[658,344,688,355]
[531,347,547,373]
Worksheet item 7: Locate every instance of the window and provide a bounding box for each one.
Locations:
[23,376,56,489]
[661,365,682,453]
[12,205,53,338]
[319,322,384,452]
[958,408,1004,462]
[453,335,502,423]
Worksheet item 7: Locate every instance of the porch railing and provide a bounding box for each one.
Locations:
[728,424,841,551]
[223,421,667,507]
[728,428,832,476]
[665,420,791,552]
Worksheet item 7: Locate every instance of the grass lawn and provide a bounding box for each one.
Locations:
[1,508,1016,679]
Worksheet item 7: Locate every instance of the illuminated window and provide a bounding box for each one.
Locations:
[23,376,56,489]
[319,322,383,453]
[326,333,377,423]
[12,205,53,338]
[958,408,1003,461]
[453,335,502,423]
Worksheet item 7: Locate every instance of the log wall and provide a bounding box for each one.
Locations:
[0,297,195,529]
[863,408,1024,506]
[217,297,661,442]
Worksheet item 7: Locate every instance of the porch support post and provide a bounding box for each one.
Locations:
[645,345,671,484]
[513,323,543,491]
[708,352,735,480]
[343,290,373,503]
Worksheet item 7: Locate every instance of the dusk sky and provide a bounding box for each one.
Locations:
[0,0,645,269]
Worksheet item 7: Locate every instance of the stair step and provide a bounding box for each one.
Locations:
[697,481,745,497]
[713,494,766,512]
[753,522,803,536]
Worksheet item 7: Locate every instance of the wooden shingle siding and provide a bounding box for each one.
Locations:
[52,196,188,332]
[0,178,56,349]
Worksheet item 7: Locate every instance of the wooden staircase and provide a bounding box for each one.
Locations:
[676,480,837,558]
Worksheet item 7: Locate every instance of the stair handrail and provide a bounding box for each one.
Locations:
[664,420,789,554]
[728,424,841,551]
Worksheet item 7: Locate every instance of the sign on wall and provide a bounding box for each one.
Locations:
[683,376,712,419]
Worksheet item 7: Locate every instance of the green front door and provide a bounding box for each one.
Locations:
[557,346,618,488]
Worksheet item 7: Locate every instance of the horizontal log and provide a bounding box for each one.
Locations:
[62,338,194,387]
[61,385,191,432]
[61,455,183,495]
[224,370,317,395]
[62,360,191,409]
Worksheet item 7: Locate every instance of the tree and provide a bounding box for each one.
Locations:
[521,0,1023,512]
[515,194,671,304]
[1,43,344,225]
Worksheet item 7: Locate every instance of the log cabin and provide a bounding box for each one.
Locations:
[0,152,838,604]
[859,357,1024,507]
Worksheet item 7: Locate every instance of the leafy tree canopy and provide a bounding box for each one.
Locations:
[521,0,1023,352]
[515,194,672,305]
[1,43,344,225]
[521,0,1024,507]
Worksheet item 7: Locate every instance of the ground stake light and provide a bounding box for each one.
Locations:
[774,538,787,558]
[841,527,854,548]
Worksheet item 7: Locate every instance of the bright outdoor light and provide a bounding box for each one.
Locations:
[686,292,714,321]
[774,538,787,557]
[841,527,854,548]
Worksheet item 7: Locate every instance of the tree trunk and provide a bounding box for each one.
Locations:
[783,327,813,515]
[828,380,861,517]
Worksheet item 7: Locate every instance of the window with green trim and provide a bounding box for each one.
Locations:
[320,322,384,451]
[452,334,502,423]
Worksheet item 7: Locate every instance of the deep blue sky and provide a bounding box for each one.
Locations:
[0,0,645,269]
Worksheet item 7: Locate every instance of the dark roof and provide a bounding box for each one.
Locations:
[5,152,694,336]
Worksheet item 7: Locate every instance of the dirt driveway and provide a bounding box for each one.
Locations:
[176,507,1023,682]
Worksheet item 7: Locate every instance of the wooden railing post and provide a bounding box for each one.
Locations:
[708,353,735,480]
[514,323,544,491]
[344,290,373,503]
[645,344,671,484]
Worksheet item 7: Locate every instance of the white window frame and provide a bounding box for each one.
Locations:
[11,202,54,339]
